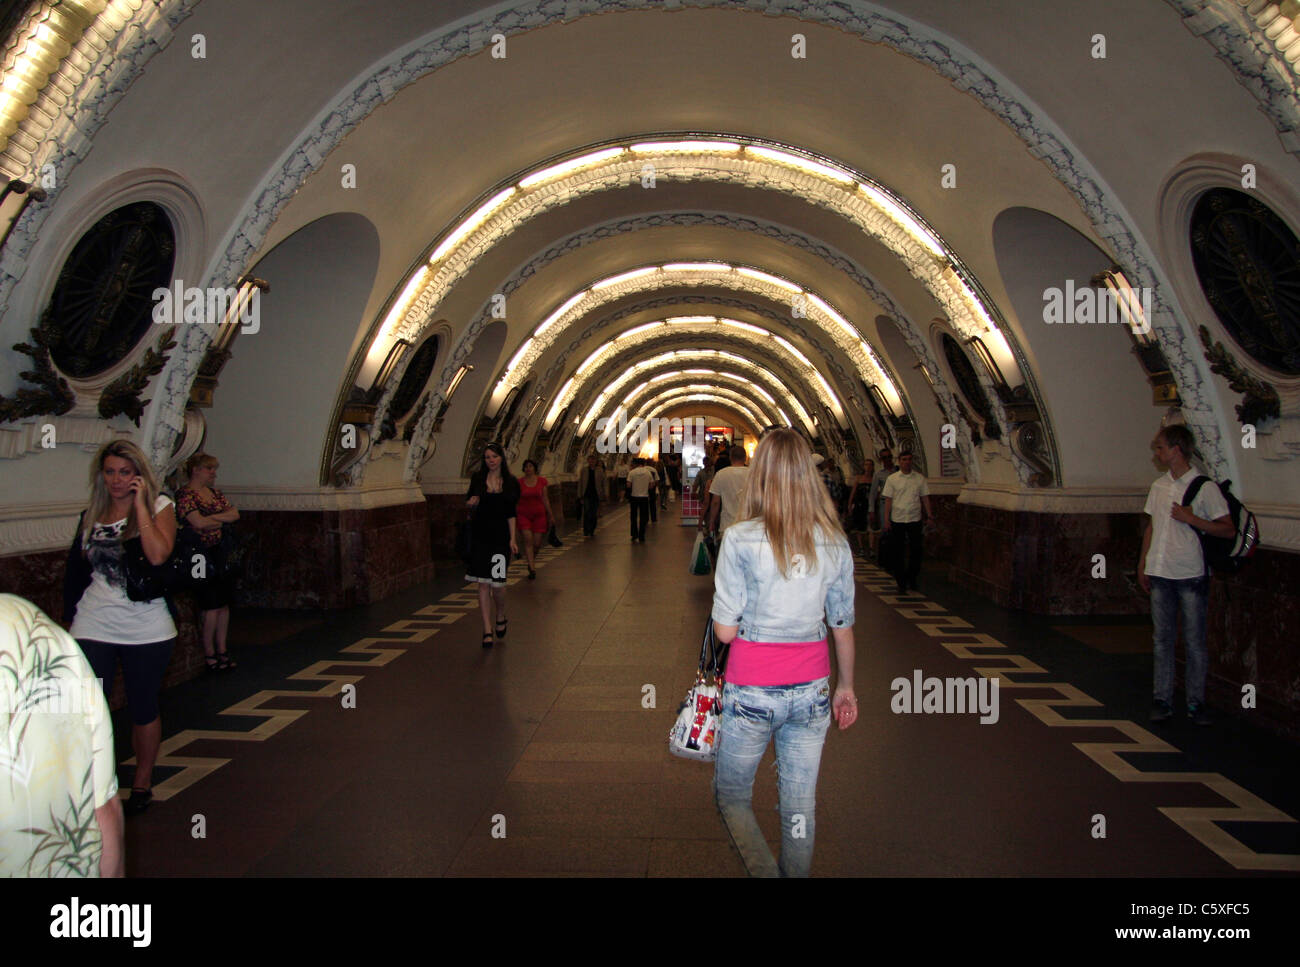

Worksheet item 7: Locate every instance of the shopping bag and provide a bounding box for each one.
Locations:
[668,617,730,762]
[688,532,711,575]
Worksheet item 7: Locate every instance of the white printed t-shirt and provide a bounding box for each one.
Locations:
[69,494,178,644]
[1143,469,1230,580]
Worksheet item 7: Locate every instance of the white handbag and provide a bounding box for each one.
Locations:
[668,617,729,761]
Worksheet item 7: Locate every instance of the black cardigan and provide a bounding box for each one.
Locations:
[62,512,179,626]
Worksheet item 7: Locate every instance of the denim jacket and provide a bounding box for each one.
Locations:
[710,519,855,642]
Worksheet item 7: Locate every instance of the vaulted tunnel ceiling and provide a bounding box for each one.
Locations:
[2,0,1297,508]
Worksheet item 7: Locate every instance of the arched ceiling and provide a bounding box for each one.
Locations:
[3,0,1299,512]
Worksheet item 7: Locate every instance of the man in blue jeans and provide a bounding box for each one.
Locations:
[1138,424,1234,726]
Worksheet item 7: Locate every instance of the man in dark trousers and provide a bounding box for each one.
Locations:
[882,450,933,595]
[625,457,656,542]
[580,454,608,537]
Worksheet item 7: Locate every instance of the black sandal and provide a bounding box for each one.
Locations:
[495,618,508,639]
[482,632,494,648]
[124,787,152,816]
[204,654,220,673]
[215,652,237,671]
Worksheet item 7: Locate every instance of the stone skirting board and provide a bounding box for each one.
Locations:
[237,500,432,609]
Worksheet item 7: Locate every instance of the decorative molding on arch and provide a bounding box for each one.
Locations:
[71,0,1222,480]
[1166,0,1300,158]
[0,0,197,299]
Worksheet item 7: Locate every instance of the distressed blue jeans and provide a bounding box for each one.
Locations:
[713,677,832,877]
[1150,575,1209,708]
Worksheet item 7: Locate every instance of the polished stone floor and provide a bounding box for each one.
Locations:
[112,504,1299,876]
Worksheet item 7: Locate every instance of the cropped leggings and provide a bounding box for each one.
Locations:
[77,638,175,726]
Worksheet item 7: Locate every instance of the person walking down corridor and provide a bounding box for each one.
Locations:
[710,428,857,877]
[845,459,875,558]
[516,459,552,580]
[882,450,933,595]
[626,457,656,543]
[465,443,519,647]
[579,454,608,537]
[868,448,896,558]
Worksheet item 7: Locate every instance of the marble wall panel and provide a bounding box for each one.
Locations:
[1207,548,1300,742]
[236,501,432,608]
[426,493,467,562]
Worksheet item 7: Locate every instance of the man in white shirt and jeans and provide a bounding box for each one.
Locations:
[1138,424,1234,726]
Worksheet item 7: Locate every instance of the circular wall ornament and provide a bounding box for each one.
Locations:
[43,201,175,379]
[1190,187,1300,377]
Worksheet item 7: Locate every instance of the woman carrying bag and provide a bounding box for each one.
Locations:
[63,440,179,816]
[709,428,858,877]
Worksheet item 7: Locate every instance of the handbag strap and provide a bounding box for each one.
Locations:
[696,615,729,679]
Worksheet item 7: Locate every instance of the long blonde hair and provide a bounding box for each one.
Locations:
[81,439,162,546]
[738,428,844,577]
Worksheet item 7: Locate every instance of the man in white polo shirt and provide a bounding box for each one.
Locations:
[1138,423,1233,726]
[882,450,933,596]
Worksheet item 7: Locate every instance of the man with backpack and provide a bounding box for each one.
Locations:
[1138,424,1235,726]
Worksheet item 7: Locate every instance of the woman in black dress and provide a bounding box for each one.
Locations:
[845,459,875,558]
[465,443,519,647]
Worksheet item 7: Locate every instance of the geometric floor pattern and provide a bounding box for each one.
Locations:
[114,505,1299,876]
[853,559,1300,872]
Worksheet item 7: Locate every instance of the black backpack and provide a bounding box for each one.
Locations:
[1181,476,1259,575]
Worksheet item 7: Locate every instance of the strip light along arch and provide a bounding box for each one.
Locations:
[364,136,1019,386]
[546,315,836,429]
[611,387,779,447]
[603,367,801,431]
[495,265,884,422]
[640,395,767,437]
[555,347,815,434]
[571,346,815,433]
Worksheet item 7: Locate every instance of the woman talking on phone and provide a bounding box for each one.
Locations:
[709,428,857,876]
[63,440,178,816]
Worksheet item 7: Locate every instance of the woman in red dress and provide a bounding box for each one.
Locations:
[175,453,241,671]
[516,459,553,580]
